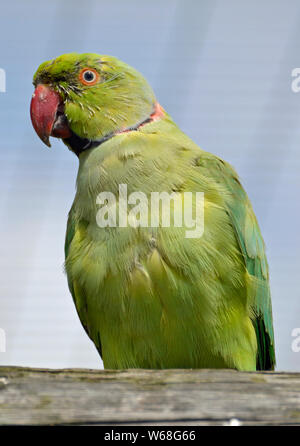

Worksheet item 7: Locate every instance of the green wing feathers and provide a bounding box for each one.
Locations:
[199,155,275,370]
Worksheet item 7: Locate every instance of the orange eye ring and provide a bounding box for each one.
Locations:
[79,68,100,86]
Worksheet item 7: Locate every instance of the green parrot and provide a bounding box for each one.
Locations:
[30,52,275,371]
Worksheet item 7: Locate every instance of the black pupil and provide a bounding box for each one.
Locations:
[84,71,95,82]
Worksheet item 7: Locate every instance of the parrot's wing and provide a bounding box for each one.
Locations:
[200,154,275,370]
[64,206,103,358]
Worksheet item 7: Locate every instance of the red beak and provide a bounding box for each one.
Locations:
[30,84,71,147]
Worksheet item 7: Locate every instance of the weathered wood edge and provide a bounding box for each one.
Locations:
[0,366,299,426]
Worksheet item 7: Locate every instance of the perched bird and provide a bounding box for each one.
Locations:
[30,53,275,370]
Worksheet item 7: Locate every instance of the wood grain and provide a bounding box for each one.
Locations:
[0,367,299,425]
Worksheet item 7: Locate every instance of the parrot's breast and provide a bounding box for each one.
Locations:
[65,128,258,370]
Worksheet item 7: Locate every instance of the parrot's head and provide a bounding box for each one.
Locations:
[30,52,161,154]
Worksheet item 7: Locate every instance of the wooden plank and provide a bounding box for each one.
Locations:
[0,367,299,425]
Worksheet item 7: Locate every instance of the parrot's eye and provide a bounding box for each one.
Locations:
[79,68,100,86]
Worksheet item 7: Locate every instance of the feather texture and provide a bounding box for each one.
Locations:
[65,115,275,370]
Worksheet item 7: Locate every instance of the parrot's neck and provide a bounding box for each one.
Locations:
[63,102,165,157]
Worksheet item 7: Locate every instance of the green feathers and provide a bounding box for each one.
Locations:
[193,155,275,370]
[34,53,275,370]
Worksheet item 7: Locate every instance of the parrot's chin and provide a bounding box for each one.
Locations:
[30,84,71,147]
[51,103,71,140]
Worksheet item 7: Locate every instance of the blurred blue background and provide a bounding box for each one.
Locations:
[0,0,299,370]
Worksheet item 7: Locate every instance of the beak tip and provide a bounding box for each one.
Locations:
[42,136,51,147]
[43,138,51,147]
